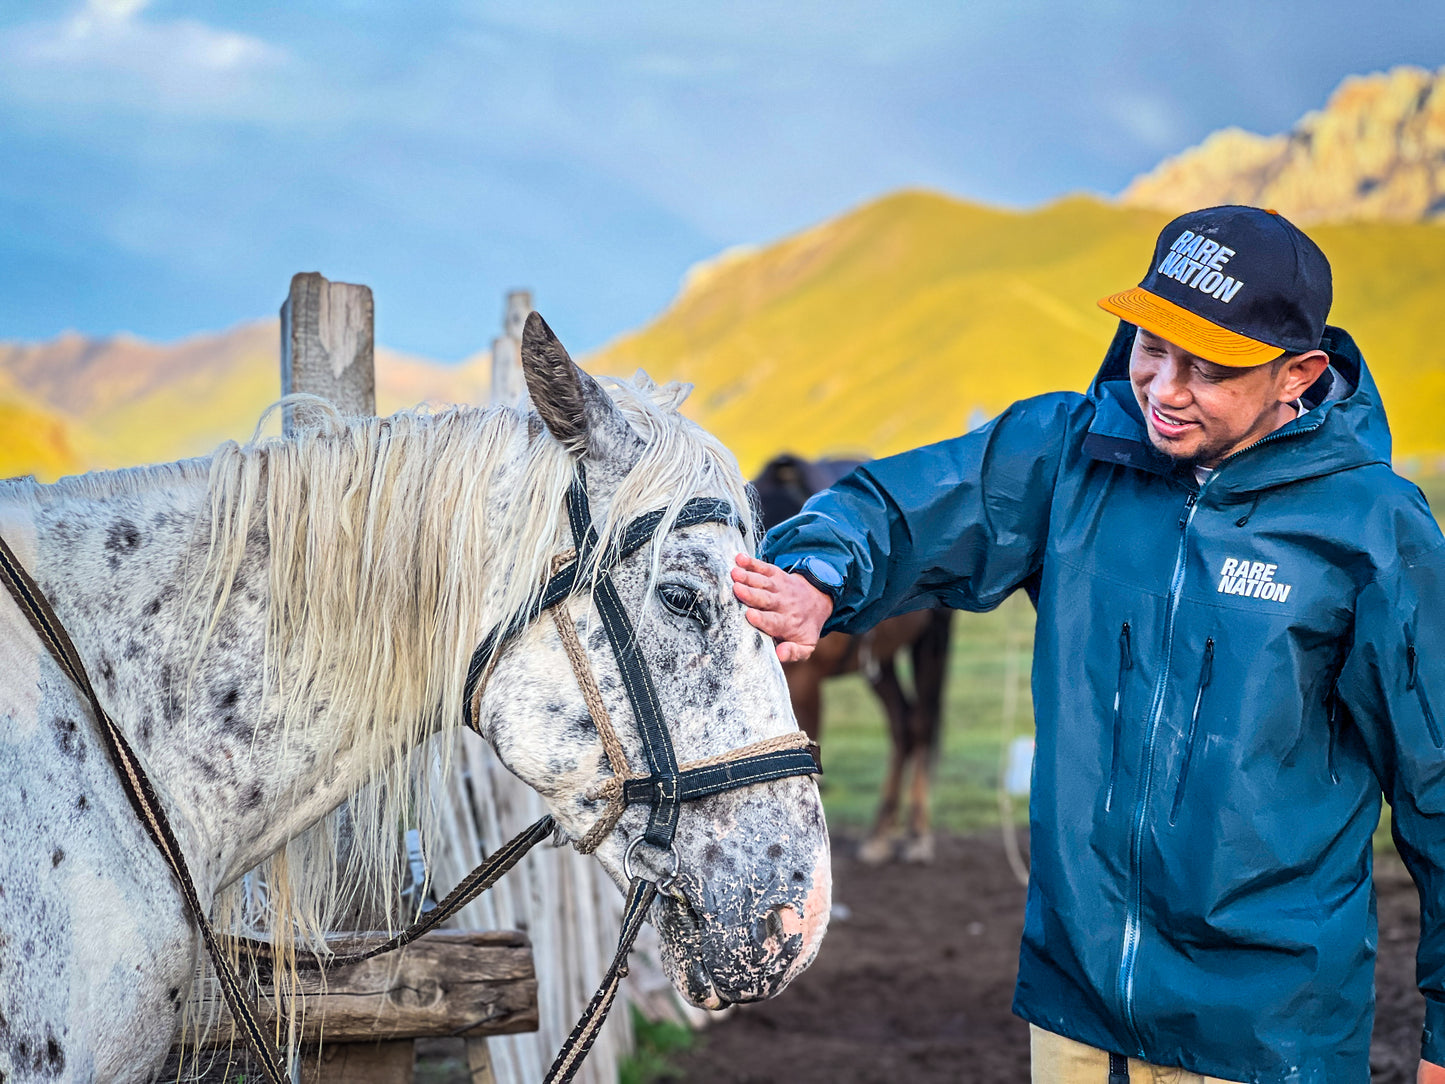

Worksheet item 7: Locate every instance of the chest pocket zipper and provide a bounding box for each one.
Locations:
[1105,621,1132,813]
[1325,692,1341,785]
[1169,639,1215,825]
[1406,631,1443,749]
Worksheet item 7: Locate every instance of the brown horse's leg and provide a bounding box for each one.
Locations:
[860,657,912,865]
[785,662,824,745]
[901,609,952,864]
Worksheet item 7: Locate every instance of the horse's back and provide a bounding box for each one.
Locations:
[1,614,195,1083]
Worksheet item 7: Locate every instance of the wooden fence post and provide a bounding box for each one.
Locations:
[281,272,377,429]
[489,290,532,408]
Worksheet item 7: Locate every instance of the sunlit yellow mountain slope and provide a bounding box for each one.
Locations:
[589,191,1445,475]
[0,373,80,481]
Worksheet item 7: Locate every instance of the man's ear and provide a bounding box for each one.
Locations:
[1278,349,1330,402]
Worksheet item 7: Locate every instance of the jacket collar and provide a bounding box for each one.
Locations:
[1082,321,1390,498]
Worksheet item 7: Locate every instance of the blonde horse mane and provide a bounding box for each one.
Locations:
[185,374,754,1001]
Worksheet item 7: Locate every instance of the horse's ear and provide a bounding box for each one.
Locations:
[521,311,640,462]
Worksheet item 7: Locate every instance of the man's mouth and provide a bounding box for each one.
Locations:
[1149,404,1198,439]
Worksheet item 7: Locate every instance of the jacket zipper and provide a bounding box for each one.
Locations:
[1406,633,1443,748]
[1168,638,1214,824]
[1105,621,1133,813]
[1117,486,1198,1052]
[1114,418,1319,1049]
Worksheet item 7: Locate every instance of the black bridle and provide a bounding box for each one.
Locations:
[0,465,820,1084]
[463,467,820,852]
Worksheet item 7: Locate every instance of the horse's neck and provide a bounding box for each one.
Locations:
[11,472,377,896]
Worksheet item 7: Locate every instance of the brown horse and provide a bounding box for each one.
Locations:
[752,454,952,864]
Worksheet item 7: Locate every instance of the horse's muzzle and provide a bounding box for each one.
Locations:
[653,848,831,1007]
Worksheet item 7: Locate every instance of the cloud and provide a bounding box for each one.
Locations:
[0,0,287,118]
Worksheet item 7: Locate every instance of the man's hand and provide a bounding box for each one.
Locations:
[1420,1060,1445,1084]
[730,553,834,663]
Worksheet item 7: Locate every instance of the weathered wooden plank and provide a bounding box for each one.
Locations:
[199,930,538,1045]
[280,271,377,430]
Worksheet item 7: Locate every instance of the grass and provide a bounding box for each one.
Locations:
[817,593,1036,836]
[618,1009,696,1084]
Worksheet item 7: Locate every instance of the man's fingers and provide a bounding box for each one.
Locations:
[734,581,785,611]
[744,604,786,635]
[734,550,827,664]
[730,566,775,591]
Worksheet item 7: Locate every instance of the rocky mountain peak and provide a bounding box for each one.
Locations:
[1121,65,1445,224]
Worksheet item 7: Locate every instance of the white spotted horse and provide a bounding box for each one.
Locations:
[0,314,830,1083]
[752,453,952,864]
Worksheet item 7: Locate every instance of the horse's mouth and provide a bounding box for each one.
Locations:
[657,889,729,1009]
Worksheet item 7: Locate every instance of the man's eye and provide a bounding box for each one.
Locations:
[658,582,705,622]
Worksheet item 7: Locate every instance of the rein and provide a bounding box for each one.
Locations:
[0,466,819,1084]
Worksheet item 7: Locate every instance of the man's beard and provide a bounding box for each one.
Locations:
[1145,431,1228,470]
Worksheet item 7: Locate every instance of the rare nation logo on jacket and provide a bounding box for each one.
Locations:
[1217,557,1293,603]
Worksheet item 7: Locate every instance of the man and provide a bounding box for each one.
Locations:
[731,206,1445,1083]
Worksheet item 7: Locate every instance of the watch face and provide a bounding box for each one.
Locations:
[805,557,844,589]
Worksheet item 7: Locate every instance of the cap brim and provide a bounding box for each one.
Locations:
[1098,287,1283,367]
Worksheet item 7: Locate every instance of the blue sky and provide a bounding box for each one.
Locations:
[1,1,1441,359]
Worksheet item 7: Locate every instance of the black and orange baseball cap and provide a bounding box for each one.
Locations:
[1099,206,1332,367]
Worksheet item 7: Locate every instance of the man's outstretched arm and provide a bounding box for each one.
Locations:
[730,553,834,662]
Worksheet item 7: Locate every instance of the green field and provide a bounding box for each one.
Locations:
[817,592,1035,836]
[817,474,1445,847]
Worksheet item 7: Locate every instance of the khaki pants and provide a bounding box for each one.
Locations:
[1030,1026,1244,1084]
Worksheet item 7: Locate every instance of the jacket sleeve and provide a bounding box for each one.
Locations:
[761,392,1081,634]
[1336,528,1445,1066]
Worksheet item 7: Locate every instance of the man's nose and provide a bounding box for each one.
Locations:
[1149,357,1191,406]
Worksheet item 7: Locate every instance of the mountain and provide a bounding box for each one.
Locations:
[589,190,1445,475]
[1121,66,1445,224]
[8,66,1445,484]
[0,368,80,480]
[0,322,490,477]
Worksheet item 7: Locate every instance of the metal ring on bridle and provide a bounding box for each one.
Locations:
[623,836,680,889]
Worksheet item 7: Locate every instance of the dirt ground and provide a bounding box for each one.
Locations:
[663,832,1426,1083]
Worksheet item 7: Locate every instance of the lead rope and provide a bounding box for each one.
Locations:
[0,534,288,1084]
[0,531,563,1080]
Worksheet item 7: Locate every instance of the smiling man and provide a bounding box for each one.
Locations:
[732,206,1445,1083]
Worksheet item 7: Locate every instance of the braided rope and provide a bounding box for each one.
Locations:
[551,606,641,853]
[676,731,813,773]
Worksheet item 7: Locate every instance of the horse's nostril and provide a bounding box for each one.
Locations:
[765,905,787,943]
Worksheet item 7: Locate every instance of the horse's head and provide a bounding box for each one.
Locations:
[472,313,830,1008]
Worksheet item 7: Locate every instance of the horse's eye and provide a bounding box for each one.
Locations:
[658,582,705,622]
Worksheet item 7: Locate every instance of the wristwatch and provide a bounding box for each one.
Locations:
[783,556,845,600]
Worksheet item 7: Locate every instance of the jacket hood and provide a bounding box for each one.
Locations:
[1084,320,1392,499]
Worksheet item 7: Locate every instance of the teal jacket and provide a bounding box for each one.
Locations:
[764,323,1445,1082]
